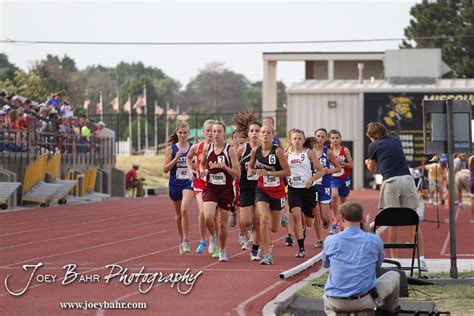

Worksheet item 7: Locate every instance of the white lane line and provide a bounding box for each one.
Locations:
[0,215,175,250]
[440,207,461,256]
[0,208,169,237]
[0,204,161,227]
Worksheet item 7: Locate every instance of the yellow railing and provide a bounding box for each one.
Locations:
[22,155,47,196]
[83,167,97,194]
[45,153,61,180]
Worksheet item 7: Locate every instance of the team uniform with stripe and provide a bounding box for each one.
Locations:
[330,145,351,197]
[254,145,286,211]
[169,143,193,201]
[202,143,234,210]
[239,143,258,207]
[287,148,316,218]
[315,146,332,204]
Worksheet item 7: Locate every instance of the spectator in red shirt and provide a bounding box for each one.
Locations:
[125,162,145,197]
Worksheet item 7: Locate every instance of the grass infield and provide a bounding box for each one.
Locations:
[295,271,474,315]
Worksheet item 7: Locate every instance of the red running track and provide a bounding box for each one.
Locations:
[0,190,472,316]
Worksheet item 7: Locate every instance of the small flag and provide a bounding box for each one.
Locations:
[123,99,131,113]
[110,97,119,112]
[84,99,91,110]
[177,112,190,121]
[167,108,177,120]
[133,96,145,110]
[96,101,103,115]
[155,105,164,116]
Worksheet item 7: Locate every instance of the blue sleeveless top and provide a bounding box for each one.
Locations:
[170,143,192,187]
[315,146,332,187]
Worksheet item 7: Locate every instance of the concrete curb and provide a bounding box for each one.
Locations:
[264,259,474,315]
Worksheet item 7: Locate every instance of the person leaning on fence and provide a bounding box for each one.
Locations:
[125,162,145,197]
[323,201,400,315]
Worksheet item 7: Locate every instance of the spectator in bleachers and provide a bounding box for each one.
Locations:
[94,121,115,138]
[126,162,145,197]
[46,92,61,112]
[60,97,74,118]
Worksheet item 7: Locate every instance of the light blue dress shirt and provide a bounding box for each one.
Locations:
[323,226,384,297]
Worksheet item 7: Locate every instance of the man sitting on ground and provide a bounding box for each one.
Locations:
[323,201,400,315]
[125,162,145,197]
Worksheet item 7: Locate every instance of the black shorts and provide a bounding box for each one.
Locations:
[239,188,256,208]
[288,186,316,218]
[255,187,285,211]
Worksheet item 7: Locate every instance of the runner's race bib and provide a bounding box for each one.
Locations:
[210,172,226,185]
[289,175,304,186]
[263,175,280,187]
[247,170,259,181]
[176,168,189,180]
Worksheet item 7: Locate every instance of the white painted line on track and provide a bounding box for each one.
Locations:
[0,215,175,250]
[440,207,461,256]
[0,208,171,237]
[0,203,170,227]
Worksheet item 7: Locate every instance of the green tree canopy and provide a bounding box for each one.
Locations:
[402,0,474,78]
[180,63,248,113]
[0,53,18,82]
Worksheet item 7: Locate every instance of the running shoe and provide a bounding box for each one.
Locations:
[181,241,190,254]
[219,249,228,262]
[250,249,261,261]
[296,250,305,258]
[280,213,289,228]
[212,246,220,258]
[259,254,273,265]
[208,234,218,254]
[285,234,294,247]
[329,219,338,235]
[241,239,252,250]
[238,233,246,245]
[313,240,324,248]
[322,221,330,230]
[228,212,237,228]
[420,258,429,272]
[195,240,206,254]
[179,243,184,255]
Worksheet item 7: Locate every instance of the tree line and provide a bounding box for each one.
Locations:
[0,55,287,118]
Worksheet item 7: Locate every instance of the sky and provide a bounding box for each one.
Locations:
[0,0,419,88]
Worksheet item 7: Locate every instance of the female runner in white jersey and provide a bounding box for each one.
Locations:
[185,119,215,253]
[247,124,291,265]
[200,121,240,262]
[287,130,325,258]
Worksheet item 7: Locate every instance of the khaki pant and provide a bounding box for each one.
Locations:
[127,180,144,197]
[323,271,400,315]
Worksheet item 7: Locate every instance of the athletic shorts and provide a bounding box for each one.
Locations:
[288,186,316,218]
[240,188,256,208]
[202,188,234,211]
[379,175,419,210]
[169,183,193,201]
[455,169,470,192]
[255,187,285,211]
[331,176,351,197]
[315,185,332,204]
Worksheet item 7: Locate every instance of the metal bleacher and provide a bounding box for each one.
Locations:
[45,153,77,205]
[0,182,21,209]
[22,155,61,207]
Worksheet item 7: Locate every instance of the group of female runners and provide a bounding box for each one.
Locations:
[162,114,353,265]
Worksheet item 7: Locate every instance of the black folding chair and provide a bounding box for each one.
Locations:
[373,207,421,278]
